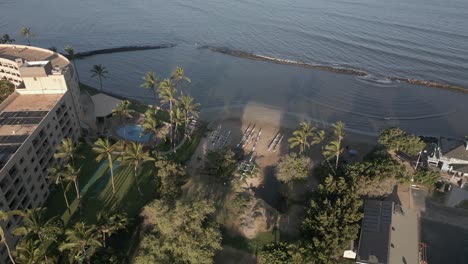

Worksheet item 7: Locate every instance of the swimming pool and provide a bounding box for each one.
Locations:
[116,124,152,143]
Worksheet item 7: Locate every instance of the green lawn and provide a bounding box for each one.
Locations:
[45,140,157,223]
[44,143,101,221]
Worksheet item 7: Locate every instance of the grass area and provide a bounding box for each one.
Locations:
[44,142,100,222]
[43,138,158,262]
[167,123,207,164]
[221,228,278,254]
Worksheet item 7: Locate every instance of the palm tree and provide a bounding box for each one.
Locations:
[171,66,191,92]
[0,34,15,44]
[93,138,117,195]
[159,79,177,148]
[0,211,16,264]
[288,122,314,154]
[311,129,326,147]
[178,94,200,137]
[323,140,343,171]
[172,107,185,150]
[90,64,108,91]
[19,27,35,46]
[171,66,191,83]
[141,71,159,107]
[96,212,128,247]
[120,142,154,195]
[48,164,71,213]
[62,164,81,201]
[142,109,161,140]
[112,100,135,140]
[54,137,80,166]
[329,121,346,170]
[64,45,81,84]
[333,121,346,144]
[59,222,102,263]
[10,208,62,243]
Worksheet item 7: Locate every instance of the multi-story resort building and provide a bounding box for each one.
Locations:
[0,44,83,262]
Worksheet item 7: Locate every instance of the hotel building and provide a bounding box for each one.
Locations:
[0,44,83,262]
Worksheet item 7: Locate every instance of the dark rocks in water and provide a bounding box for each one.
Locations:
[63,44,176,59]
[199,45,368,76]
[200,45,468,93]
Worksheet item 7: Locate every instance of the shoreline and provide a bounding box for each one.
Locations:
[199,45,468,93]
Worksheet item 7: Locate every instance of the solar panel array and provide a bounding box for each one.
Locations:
[0,111,48,126]
[362,200,393,232]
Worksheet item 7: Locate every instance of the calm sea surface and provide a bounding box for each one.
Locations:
[1,0,468,137]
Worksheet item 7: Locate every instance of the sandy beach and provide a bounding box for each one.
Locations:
[189,102,378,190]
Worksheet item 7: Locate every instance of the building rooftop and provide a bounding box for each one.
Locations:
[0,44,69,68]
[357,200,393,264]
[356,200,419,264]
[451,164,468,173]
[91,93,122,118]
[0,93,63,169]
[440,138,468,161]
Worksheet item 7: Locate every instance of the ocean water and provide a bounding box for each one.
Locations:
[1,0,468,137]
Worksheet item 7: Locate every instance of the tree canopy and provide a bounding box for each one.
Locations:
[378,128,426,155]
[301,175,362,263]
[0,79,15,103]
[276,153,312,184]
[413,168,440,187]
[136,200,222,264]
[345,148,408,196]
[203,148,237,183]
[154,158,188,201]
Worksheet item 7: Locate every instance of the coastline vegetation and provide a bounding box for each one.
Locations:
[0,50,445,263]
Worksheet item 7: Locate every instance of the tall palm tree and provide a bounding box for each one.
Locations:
[62,164,81,201]
[93,138,117,195]
[141,71,159,108]
[10,208,62,243]
[333,121,346,144]
[19,27,35,46]
[48,164,71,212]
[96,212,128,247]
[178,94,200,137]
[172,107,185,150]
[59,222,102,264]
[54,138,80,167]
[311,129,326,147]
[323,140,343,171]
[64,45,81,84]
[288,122,314,154]
[171,66,191,83]
[329,121,346,170]
[120,142,154,195]
[90,64,108,91]
[171,66,191,92]
[112,100,135,140]
[0,211,16,264]
[159,79,177,148]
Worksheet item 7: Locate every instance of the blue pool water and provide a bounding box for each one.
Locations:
[116,125,152,143]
